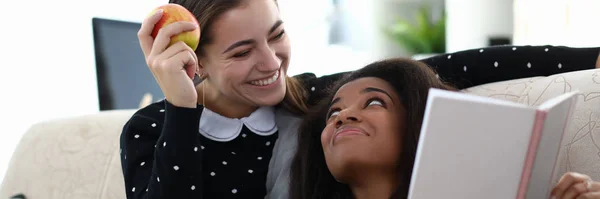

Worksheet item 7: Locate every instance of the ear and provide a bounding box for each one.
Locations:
[193,62,207,86]
[197,57,209,79]
[198,69,209,80]
[196,63,201,75]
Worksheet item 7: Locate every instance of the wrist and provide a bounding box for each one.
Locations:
[166,99,198,109]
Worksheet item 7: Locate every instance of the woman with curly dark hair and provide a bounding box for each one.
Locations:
[290,58,454,198]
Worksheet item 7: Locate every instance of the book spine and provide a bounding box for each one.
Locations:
[516,110,547,199]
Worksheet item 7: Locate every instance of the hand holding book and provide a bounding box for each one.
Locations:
[408,89,582,199]
[552,172,600,199]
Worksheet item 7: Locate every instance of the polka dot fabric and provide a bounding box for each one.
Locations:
[121,101,206,198]
[120,101,278,198]
[420,45,600,89]
[200,126,278,197]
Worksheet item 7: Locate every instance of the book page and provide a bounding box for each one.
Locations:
[409,89,537,199]
[537,91,580,111]
[524,92,579,198]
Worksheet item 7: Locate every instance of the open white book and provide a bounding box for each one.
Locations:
[408,88,579,199]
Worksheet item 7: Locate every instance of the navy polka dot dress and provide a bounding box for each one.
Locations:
[119,45,599,199]
[199,127,278,197]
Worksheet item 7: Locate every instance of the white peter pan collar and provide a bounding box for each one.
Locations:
[199,106,278,142]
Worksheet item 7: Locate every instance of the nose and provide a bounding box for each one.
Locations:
[335,109,361,128]
[256,46,281,72]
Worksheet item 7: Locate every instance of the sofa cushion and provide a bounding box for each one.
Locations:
[0,110,135,199]
[461,76,545,103]
[518,69,600,181]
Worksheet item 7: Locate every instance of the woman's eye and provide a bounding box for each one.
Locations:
[271,30,285,40]
[233,50,250,58]
[328,110,340,119]
[367,99,384,107]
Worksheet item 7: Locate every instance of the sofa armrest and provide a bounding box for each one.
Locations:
[0,110,136,199]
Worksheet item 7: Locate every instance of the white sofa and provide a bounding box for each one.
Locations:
[1,69,599,199]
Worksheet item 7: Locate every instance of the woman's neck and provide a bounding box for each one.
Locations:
[196,82,258,118]
[349,170,399,199]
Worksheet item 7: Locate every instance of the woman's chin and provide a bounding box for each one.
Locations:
[327,159,364,184]
[243,81,287,106]
[249,92,286,107]
[327,152,371,174]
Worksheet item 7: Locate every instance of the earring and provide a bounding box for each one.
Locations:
[193,73,202,86]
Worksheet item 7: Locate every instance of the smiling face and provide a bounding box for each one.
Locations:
[199,0,290,107]
[321,77,406,182]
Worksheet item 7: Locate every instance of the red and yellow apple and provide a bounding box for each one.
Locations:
[149,4,200,51]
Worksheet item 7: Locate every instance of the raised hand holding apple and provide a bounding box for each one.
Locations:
[138,3,201,108]
[149,4,201,51]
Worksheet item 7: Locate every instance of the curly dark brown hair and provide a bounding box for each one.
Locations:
[290,58,456,199]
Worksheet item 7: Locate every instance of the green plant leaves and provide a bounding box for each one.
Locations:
[384,5,446,54]
[385,18,431,54]
[430,13,446,53]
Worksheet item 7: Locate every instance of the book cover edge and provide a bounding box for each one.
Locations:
[516,110,547,199]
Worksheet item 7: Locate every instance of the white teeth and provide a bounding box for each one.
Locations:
[250,70,279,86]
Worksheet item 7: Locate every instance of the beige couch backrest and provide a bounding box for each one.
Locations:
[464,68,600,181]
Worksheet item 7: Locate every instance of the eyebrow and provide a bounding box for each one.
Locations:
[222,20,284,54]
[269,20,283,34]
[329,97,341,107]
[328,87,394,107]
[222,39,254,54]
[361,87,394,101]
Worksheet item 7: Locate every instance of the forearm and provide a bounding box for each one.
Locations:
[150,101,204,197]
[421,45,600,89]
[121,101,204,199]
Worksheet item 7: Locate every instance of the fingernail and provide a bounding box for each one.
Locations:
[155,9,163,15]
